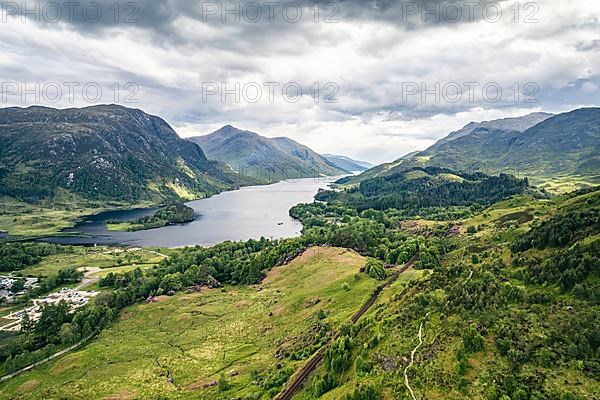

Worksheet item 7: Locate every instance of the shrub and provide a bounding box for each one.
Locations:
[365,259,387,280]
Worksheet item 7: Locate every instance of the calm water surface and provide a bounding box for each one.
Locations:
[39,177,339,248]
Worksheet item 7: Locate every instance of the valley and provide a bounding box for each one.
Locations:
[3,3,599,399]
[1,185,597,399]
[0,105,598,400]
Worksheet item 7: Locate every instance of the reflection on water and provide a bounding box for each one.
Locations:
[38,177,340,248]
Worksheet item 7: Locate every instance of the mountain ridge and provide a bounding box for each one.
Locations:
[189,125,347,183]
[343,108,600,190]
[0,105,245,204]
[322,154,374,172]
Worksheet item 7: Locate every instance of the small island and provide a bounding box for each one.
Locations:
[107,204,196,232]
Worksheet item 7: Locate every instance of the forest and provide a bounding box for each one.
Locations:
[317,167,532,218]
[0,186,598,400]
[0,243,67,272]
[108,203,196,231]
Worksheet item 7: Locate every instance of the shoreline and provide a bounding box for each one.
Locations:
[4,175,344,249]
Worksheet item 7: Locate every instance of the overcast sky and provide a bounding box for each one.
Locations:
[1,0,599,163]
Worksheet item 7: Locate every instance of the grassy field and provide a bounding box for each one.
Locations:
[0,193,155,237]
[19,247,166,278]
[293,192,600,400]
[0,247,384,399]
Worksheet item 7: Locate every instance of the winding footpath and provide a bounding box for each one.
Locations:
[404,319,425,400]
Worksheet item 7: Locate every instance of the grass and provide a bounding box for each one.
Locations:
[533,174,599,194]
[0,247,381,399]
[0,194,155,237]
[294,192,600,400]
[18,248,165,278]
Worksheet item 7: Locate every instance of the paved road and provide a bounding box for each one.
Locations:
[76,267,102,290]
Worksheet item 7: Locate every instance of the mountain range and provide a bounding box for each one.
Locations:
[322,154,374,172]
[189,125,347,183]
[0,105,246,204]
[428,112,553,150]
[1,105,598,210]
[345,108,600,189]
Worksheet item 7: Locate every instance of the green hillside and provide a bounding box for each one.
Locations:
[0,106,254,236]
[0,105,244,203]
[318,166,533,219]
[344,108,600,192]
[190,126,347,183]
[291,188,600,400]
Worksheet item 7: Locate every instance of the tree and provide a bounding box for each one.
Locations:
[35,301,71,344]
[365,259,386,280]
[20,312,34,334]
[59,323,76,344]
[10,278,26,293]
[463,327,484,353]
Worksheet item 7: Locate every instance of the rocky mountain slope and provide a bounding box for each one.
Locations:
[190,125,347,183]
[0,105,244,204]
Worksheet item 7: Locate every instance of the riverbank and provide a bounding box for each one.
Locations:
[0,194,157,239]
[22,177,343,248]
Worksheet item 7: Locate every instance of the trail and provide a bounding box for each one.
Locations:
[466,269,473,282]
[0,321,103,383]
[404,312,431,400]
[145,250,169,259]
[404,320,425,400]
[275,254,419,400]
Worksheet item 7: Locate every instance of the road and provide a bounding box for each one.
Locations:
[0,323,102,383]
[76,267,102,290]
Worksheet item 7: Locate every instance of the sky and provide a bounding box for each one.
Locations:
[1,0,599,164]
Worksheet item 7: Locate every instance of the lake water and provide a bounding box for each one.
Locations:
[38,177,340,248]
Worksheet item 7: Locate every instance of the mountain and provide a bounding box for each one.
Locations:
[0,105,244,204]
[189,125,347,182]
[344,108,600,190]
[429,112,553,150]
[421,108,600,179]
[322,154,374,172]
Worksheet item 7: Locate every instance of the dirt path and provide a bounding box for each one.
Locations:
[404,322,425,400]
[145,250,169,259]
[275,254,419,400]
[404,312,430,400]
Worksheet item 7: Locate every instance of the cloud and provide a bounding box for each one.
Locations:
[0,0,599,163]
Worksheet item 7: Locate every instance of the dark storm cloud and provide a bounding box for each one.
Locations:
[6,0,511,37]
